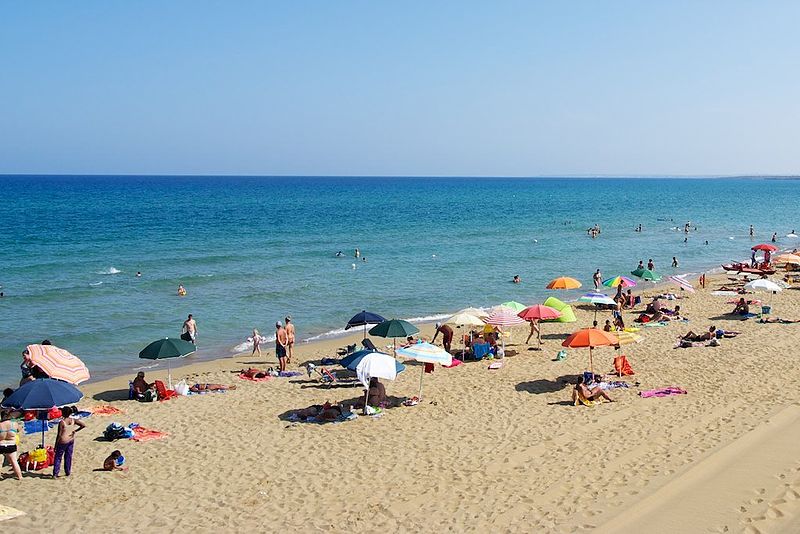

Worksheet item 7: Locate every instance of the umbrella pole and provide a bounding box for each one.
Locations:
[418,365,424,400]
[589,346,594,376]
[362,388,369,416]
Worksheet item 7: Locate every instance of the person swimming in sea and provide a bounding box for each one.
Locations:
[136,272,142,277]
[512,275,521,284]
[335,251,343,257]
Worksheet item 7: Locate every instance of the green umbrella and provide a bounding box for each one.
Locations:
[369,319,420,355]
[500,301,527,312]
[630,267,662,281]
[139,338,196,388]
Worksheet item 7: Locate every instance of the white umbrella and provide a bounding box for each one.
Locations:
[744,279,783,311]
[668,275,696,293]
[446,312,485,358]
[355,352,399,415]
[396,342,453,399]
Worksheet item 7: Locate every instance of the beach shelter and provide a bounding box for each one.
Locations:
[500,301,527,312]
[138,338,196,388]
[445,312,486,358]
[25,344,90,385]
[744,279,783,310]
[541,297,577,323]
[396,342,452,399]
[354,351,401,414]
[602,276,637,288]
[368,319,419,354]
[2,378,83,448]
[562,329,618,375]
[517,304,561,345]
[345,310,386,339]
[546,277,582,290]
[631,267,661,282]
[578,292,617,322]
[667,275,695,293]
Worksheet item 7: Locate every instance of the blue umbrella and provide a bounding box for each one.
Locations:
[2,378,83,448]
[340,350,406,375]
[345,310,386,338]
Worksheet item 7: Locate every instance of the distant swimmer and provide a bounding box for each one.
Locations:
[672,257,678,268]
[647,259,655,271]
[512,275,521,284]
[136,272,142,277]
[362,256,367,262]
[684,237,688,243]
[335,251,343,257]
[354,248,360,259]
[772,232,777,243]
[749,224,754,237]
[351,263,356,269]
[177,284,186,297]
[637,260,644,270]
[705,241,709,245]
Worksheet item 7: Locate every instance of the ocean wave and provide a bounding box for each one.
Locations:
[402,313,451,324]
[89,281,103,286]
[231,334,277,353]
[97,267,122,275]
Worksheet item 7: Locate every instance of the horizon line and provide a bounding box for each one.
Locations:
[1,173,799,180]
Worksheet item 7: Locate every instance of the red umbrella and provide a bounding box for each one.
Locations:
[518,305,561,346]
[752,243,778,252]
[562,329,618,374]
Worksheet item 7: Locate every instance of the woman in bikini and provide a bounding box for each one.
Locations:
[0,410,23,480]
[572,377,614,404]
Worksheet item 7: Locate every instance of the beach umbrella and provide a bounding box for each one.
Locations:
[341,350,406,375]
[345,310,386,339]
[752,243,779,252]
[138,337,196,388]
[518,304,561,346]
[485,308,526,353]
[457,307,488,318]
[774,253,800,265]
[369,319,420,354]
[500,301,527,312]
[355,351,401,414]
[602,276,637,288]
[25,344,90,385]
[612,331,644,346]
[631,268,661,282]
[667,275,695,293]
[546,277,582,290]
[446,312,485,358]
[744,279,782,293]
[2,378,83,448]
[562,328,618,375]
[578,292,617,322]
[396,342,452,399]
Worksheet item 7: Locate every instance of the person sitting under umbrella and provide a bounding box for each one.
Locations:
[132,372,155,401]
[367,377,386,407]
[729,298,750,316]
[572,376,614,405]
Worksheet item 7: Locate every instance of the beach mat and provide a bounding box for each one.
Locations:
[131,426,168,442]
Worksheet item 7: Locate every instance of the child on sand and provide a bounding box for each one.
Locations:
[103,450,127,471]
[53,406,86,478]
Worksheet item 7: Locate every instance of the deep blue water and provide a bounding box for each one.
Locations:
[1,175,798,385]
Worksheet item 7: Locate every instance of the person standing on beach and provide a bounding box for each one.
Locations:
[52,406,85,478]
[432,322,454,353]
[285,316,295,364]
[181,314,197,344]
[593,269,602,290]
[275,321,288,372]
[251,329,262,357]
[0,410,23,481]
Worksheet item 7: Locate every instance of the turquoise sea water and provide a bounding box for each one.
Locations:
[1,176,798,385]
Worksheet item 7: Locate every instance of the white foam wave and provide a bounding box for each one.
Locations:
[97,267,122,275]
[231,334,276,353]
[89,281,103,286]
[403,313,451,324]
[134,363,159,371]
[303,327,350,343]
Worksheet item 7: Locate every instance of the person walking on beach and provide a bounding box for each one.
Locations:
[525,319,541,346]
[181,314,197,344]
[251,329,262,357]
[593,269,602,290]
[52,406,85,478]
[432,322,454,353]
[275,321,288,372]
[285,316,295,364]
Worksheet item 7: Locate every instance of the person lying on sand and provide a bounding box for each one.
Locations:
[716,328,741,338]
[729,298,750,316]
[294,402,342,422]
[572,377,614,404]
[189,383,236,392]
[759,317,800,324]
[681,326,717,342]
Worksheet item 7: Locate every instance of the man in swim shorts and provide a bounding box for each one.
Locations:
[275,321,288,372]
[432,322,454,353]
[181,314,197,344]
[285,316,295,364]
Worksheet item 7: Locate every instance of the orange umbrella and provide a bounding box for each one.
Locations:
[26,344,90,385]
[546,277,582,290]
[561,329,618,375]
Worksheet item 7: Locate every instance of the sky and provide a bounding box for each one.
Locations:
[1,1,799,177]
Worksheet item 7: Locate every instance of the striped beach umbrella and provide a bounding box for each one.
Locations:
[578,292,617,321]
[397,342,453,400]
[26,344,90,385]
[667,275,695,293]
[484,308,526,327]
[602,276,636,288]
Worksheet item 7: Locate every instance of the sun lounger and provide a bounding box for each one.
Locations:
[361,338,378,351]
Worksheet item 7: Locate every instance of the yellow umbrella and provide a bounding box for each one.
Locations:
[612,331,644,346]
[546,277,582,290]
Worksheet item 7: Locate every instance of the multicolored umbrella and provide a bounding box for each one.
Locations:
[774,253,800,264]
[562,328,618,374]
[484,308,526,327]
[667,275,695,293]
[602,276,637,288]
[546,277,582,290]
[396,342,453,399]
[577,292,617,321]
[26,344,90,385]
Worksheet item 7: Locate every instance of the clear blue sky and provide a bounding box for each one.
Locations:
[1,1,799,176]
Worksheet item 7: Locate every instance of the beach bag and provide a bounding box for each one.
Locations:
[555,350,567,361]
[104,423,130,441]
[173,380,190,396]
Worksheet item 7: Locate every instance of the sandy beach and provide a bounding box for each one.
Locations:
[4,274,800,533]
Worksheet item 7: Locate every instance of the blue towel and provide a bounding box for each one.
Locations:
[24,419,54,435]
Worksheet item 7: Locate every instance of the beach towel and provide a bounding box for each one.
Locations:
[91,405,123,416]
[23,419,55,435]
[278,371,302,377]
[0,504,25,522]
[639,387,687,398]
[131,426,168,442]
[238,372,272,382]
[574,397,601,407]
[443,358,463,368]
[642,322,668,328]
[613,355,635,376]
[597,381,630,390]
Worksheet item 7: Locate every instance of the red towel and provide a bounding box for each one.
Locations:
[424,363,434,374]
[613,355,635,376]
[91,405,123,416]
[131,426,168,442]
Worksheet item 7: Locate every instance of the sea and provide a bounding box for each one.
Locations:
[1,175,798,385]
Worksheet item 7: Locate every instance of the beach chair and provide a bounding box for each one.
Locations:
[336,343,357,356]
[361,338,377,351]
[472,343,491,361]
[154,380,178,401]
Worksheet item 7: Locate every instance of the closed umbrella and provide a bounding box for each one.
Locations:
[667,275,695,293]
[25,344,90,385]
[2,378,83,448]
[396,342,452,399]
[139,338,196,388]
[355,351,402,414]
[546,277,582,290]
[369,319,420,355]
[562,328,618,375]
[345,310,386,339]
[517,304,561,345]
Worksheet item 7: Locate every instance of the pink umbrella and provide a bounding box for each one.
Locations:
[518,305,561,346]
[484,307,526,354]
